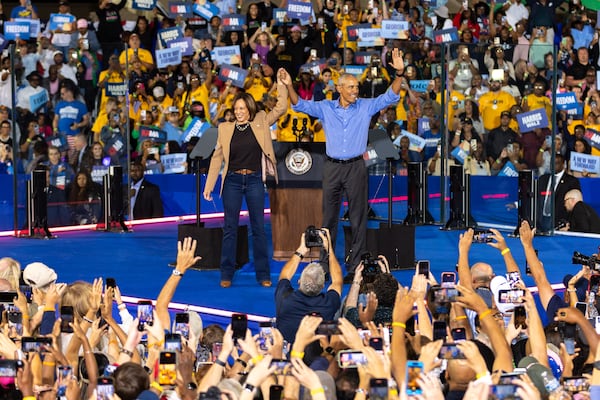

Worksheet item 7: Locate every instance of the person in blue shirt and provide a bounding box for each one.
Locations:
[280,48,405,283]
[53,81,89,154]
[10,0,38,20]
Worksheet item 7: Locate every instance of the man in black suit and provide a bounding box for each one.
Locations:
[130,161,163,220]
[71,133,93,172]
[562,189,600,234]
[537,153,580,233]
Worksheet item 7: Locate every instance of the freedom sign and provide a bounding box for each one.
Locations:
[158,27,183,48]
[381,20,409,39]
[182,118,210,143]
[517,109,549,132]
[4,21,30,40]
[132,0,156,10]
[569,152,600,174]
[48,13,75,31]
[222,14,246,31]
[156,47,182,68]
[29,90,48,113]
[498,161,518,177]
[14,18,39,37]
[218,64,248,88]
[433,28,459,44]
[212,45,241,66]
[287,0,312,19]
[555,92,579,111]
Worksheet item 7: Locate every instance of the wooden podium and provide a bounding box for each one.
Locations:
[268,142,326,261]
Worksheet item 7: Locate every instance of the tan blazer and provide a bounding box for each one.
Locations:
[205,83,288,196]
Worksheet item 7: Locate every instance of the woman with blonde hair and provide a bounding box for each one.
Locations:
[0,257,21,289]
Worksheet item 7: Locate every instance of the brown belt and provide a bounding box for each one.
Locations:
[233,169,256,175]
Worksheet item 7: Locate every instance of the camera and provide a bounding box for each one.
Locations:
[304,225,324,248]
[472,229,493,243]
[361,252,380,276]
[572,251,599,269]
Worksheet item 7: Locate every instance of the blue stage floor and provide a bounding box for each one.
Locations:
[2,212,599,327]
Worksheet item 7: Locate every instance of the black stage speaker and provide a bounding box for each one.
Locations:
[177,224,249,270]
[343,224,415,269]
[514,169,537,236]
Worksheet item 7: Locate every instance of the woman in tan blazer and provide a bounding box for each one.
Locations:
[203,68,288,288]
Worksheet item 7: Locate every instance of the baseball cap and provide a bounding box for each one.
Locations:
[462,117,473,125]
[23,262,57,289]
[500,111,511,118]
[518,356,560,395]
[489,275,513,314]
[167,106,179,114]
[291,25,302,32]
[58,0,69,5]
[152,86,165,98]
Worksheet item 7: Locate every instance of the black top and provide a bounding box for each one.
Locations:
[569,201,600,234]
[228,124,261,172]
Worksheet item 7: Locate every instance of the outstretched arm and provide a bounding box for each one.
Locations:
[279,68,299,105]
[279,233,309,281]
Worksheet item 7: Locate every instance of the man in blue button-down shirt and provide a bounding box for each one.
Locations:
[279,49,405,282]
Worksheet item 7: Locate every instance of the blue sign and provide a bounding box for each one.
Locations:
[91,165,110,184]
[162,153,188,174]
[410,80,429,93]
[105,82,128,97]
[158,27,183,48]
[517,109,549,132]
[168,2,193,18]
[222,14,246,32]
[433,28,459,44]
[381,20,409,39]
[287,0,312,19]
[584,128,600,151]
[273,8,287,25]
[14,18,39,37]
[218,64,249,88]
[155,47,182,68]
[193,2,220,20]
[498,161,519,177]
[347,23,371,42]
[212,45,241,65]
[46,134,67,152]
[105,134,125,158]
[418,118,430,135]
[48,13,75,31]
[555,92,579,111]
[569,152,600,174]
[343,65,366,76]
[451,146,468,164]
[139,125,167,143]
[4,21,31,40]
[0,34,7,52]
[132,0,156,10]
[29,90,48,112]
[168,37,194,57]
[182,118,210,143]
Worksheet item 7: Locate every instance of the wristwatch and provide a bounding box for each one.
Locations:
[172,269,183,277]
[243,383,256,393]
[186,382,198,391]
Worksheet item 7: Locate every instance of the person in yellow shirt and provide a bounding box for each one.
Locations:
[129,80,153,125]
[521,79,552,128]
[91,96,119,144]
[244,60,272,102]
[178,72,210,121]
[96,55,126,114]
[277,107,313,142]
[335,7,361,52]
[119,33,154,71]
[478,78,517,132]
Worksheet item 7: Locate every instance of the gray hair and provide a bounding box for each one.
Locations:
[299,262,325,296]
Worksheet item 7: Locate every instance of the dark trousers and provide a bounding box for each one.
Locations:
[221,171,270,282]
[322,159,368,272]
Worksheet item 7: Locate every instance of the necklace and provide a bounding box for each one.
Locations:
[236,122,250,131]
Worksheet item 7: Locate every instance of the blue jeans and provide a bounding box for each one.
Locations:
[221,171,270,282]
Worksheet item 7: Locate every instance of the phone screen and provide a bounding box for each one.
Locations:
[490,384,519,399]
[590,274,600,293]
[270,359,292,375]
[406,361,423,395]
[433,321,446,341]
[158,352,177,386]
[497,289,524,303]
[0,360,17,389]
[106,278,116,288]
[417,260,429,276]
[514,305,527,328]
[60,306,74,333]
[269,385,284,400]
[316,320,340,335]
[97,377,114,400]
[337,350,367,368]
[57,366,73,396]
[137,301,153,330]
[231,313,248,340]
[8,311,23,336]
[164,333,182,352]
[451,327,466,341]
[369,337,383,351]
[563,376,589,393]
[438,344,465,359]
[174,313,190,340]
[369,378,388,400]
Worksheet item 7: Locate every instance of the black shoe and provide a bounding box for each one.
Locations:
[343,272,355,284]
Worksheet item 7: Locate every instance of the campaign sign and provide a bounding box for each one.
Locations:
[212,45,241,66]
[91,165,109,184]
[358,28,384,46]
[158,27,183,48]
[156,47,182,68]
[570,152,600,174]
[222,14,246,31]
[46,133,67,152]
[105,82,128,97]
[287,0,312,19]
[410,80,429,93]
[393,131,426,152]
[132,0,156,10]
[168,37,194,57]
[417,118,430,135]
[433,28,460,44]
[14,18,39,37]
[584,128,600,151]
[566,104,583,118]
[346,23,371,42]
[162,153,188,174]
[451,146,468,164]
[381,20,409,39]
[4,21,31,40]
[29,90,48,113]
[48,13,75,31]
[218,64,248,88]
[192,2,220,19]
[273,8,287,25]
[556,92,579,110]
[105,134,125,158]
[182,118,210,143]
[517,109,548,132]
[0,34,7,52]
[498,161,518,177]
[139,125,167,143]
[168,2,193,18]
[343,65,366,76]
[354,51,376,65]
[300,60,322,76]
